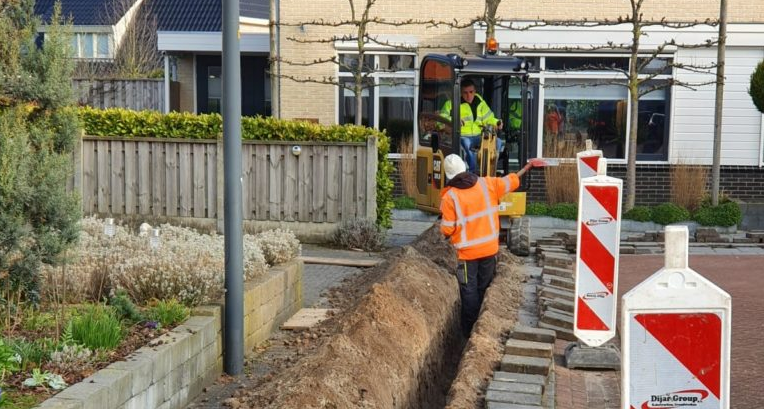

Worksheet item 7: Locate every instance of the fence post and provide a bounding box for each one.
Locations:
[365,136,378,221]
[73,130,84,211]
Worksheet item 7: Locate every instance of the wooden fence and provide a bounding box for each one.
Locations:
[72,79,164,111]
[73,136,377,232]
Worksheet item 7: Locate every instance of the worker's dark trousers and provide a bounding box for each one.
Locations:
[457,254,496,337]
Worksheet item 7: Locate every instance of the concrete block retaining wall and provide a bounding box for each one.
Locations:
[35,260,303,409]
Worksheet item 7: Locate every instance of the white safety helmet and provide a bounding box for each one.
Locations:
[443,154,467,180]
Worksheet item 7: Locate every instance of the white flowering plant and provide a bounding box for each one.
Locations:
[40,217,300,306]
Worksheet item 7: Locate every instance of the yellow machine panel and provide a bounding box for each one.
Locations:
[498,191,526,218]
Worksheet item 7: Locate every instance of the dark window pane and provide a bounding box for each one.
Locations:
[338,53,374,72]
[339,79,373,126]
[638,57,673,75]
[418,59,454,151]
[543,80,627,159]
[546,57,628,71]
[378,54,415,72]
[636,82,670,160]
[379,78,415,154]
[207,66,222,114]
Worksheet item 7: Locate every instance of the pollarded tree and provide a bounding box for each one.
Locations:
[0,0,80,307]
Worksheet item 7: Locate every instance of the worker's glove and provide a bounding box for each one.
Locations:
[528,158,546,168]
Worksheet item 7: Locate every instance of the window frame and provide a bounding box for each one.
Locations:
[521,53,674,164]
[70,32,112,59]
[336,50,418,159]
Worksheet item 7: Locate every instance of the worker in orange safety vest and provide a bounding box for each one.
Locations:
[439,154,543,336]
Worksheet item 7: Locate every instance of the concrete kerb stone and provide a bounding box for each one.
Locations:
[500,355,552,376]
[487,402,543,409]
[493,371,546,385]
[488,380,544,395]
[486,389,544,406]
[505,339,554,359]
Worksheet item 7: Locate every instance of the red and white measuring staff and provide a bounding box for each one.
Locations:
[576,139,603,181]
[621,226,731,409]
[573,157,622,347]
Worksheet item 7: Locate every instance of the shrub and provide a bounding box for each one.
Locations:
[146,299,189,328]
[41,217,272,306]
[548,203,578,220]
[693,201,742,227]
[77,107,394,228]
[8,337,56,371]
[332,218,386,251]
[255,229,301,265]
[750,60,764,114]
[0,4,81,305]
[393,196,416,210]
[65,305,123,351]
[525,202,549,216]
[623,206,653,222]
[651,203,691,225]
[108,290,144,323]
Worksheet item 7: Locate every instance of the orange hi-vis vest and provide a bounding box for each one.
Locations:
[439,174,520,260]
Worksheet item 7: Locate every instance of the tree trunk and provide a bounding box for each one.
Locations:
[269,0,280,118]
[627,87,639,211]
[711,0,727,205]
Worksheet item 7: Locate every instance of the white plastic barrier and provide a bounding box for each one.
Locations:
[576,139,603,180]
[573,158,622,347]
[621,226,731,409]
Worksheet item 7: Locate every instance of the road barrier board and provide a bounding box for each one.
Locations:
[621,226,731,409]
[573,158,622,347]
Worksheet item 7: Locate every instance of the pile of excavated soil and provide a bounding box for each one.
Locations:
[445,250,525,409]
[243,238,462,408]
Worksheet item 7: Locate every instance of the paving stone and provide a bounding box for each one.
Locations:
[485,389,543,406]
[500,355,551,376]
[541,265,573,278]
[541,309,574,330]
[536,238,564,246]
[510,325,556,344]
[488,380,543,395]
[620,246,636,254]
[542,297,574,314]
[543,275,574,290]
[538,286,574,302]
[505,339,553,359]
[543,253,574,269]
[493,371,546,385]
[486,402,542,409]
[538,321,577,341]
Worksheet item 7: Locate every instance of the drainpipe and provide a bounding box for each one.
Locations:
[163,52,170,113]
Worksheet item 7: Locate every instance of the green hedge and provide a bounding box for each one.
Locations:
[692,201,742,227]
[651,203,691,225]
[78,107,394,228]
[623,206,653,222]
[526,202,549,216]
[548,203,578,220]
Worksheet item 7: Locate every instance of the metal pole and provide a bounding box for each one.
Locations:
[222,0,244,375]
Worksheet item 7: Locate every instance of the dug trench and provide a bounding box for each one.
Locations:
[234,225,524,408]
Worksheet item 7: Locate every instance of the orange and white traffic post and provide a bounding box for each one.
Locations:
[573,157,622,347]
[576,139,603,181]
[621,226,731,409]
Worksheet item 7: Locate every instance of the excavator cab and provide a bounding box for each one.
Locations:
[415,54,537,254]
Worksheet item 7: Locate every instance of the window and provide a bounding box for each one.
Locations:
[538,55,672,162]
[337,52,417,156]
[69,32,111,59]
[207,66,222,114]
[543,79,628,159]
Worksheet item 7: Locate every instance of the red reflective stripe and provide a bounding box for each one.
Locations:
[585,185,619,220]
[580,223,615,293]
[576,297,609,330]
[634,313,722,399]
[582,156,599,173]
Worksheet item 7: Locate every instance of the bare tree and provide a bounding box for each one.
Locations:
[711,0,727,206]
[495,0,719,210]
[111,0,161,78]
[275,0,477,126]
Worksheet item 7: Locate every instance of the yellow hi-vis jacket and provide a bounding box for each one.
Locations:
[440,94,499,137]
[439,173,520,260]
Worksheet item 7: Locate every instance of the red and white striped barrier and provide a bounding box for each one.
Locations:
[622,226,731,409]
[576,139,603,181]
[573,158,622,347]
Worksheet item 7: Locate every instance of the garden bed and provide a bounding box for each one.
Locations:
[0,218,301,409]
